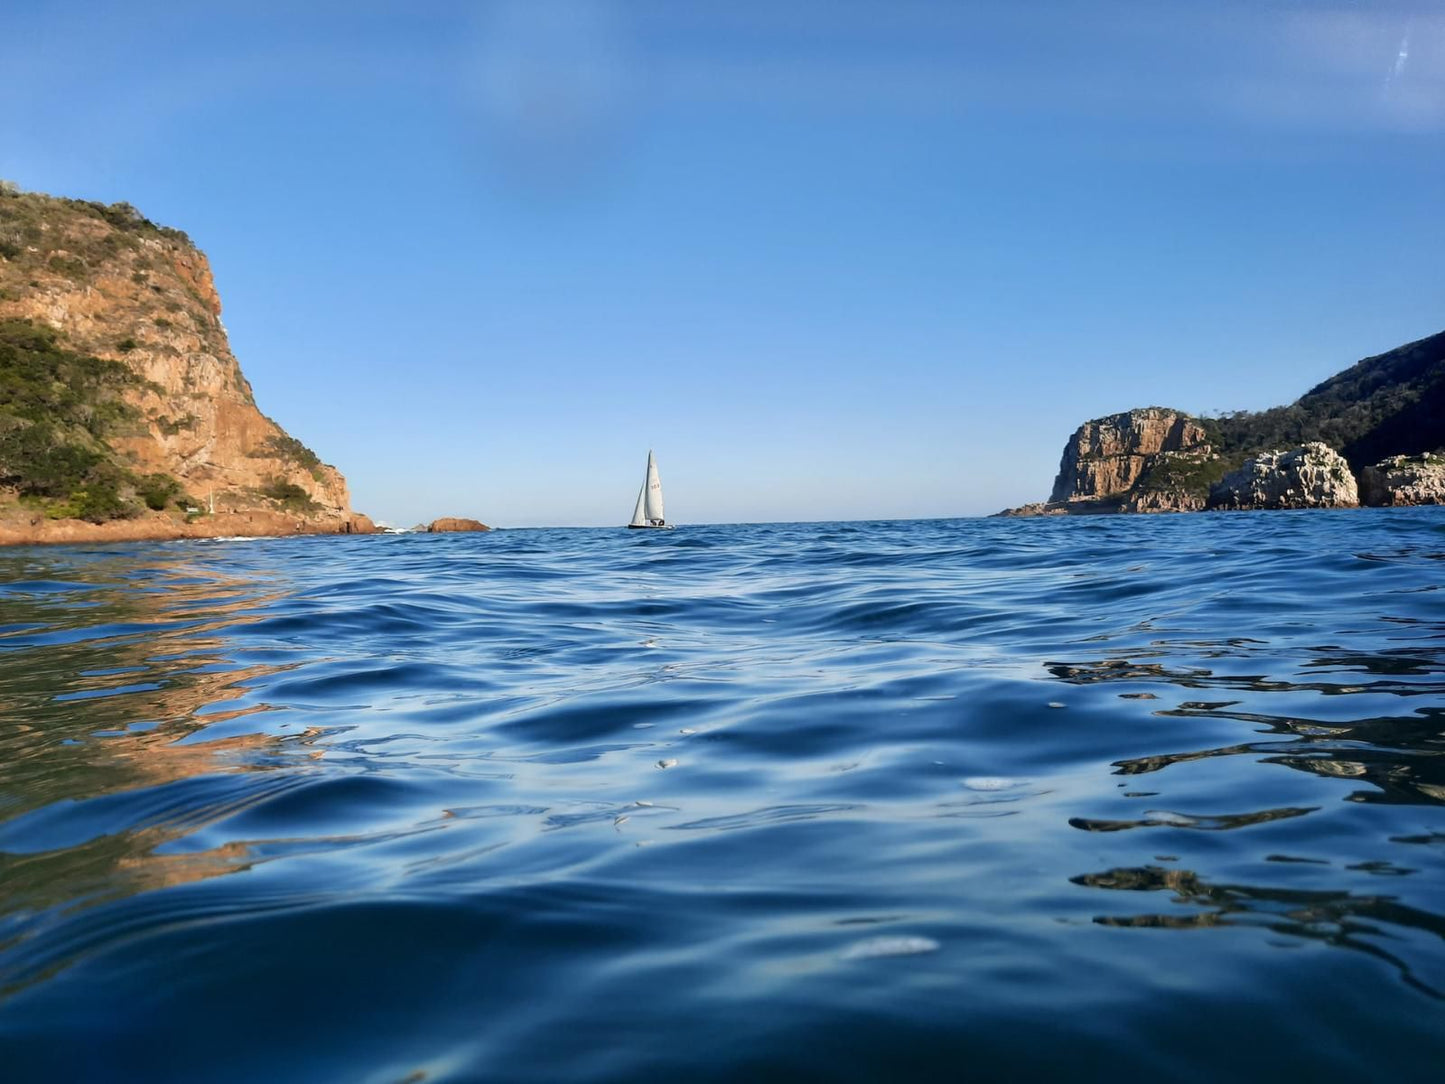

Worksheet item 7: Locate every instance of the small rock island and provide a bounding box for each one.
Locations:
[1000,329,1445,515]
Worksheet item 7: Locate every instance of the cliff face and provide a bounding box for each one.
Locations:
[1048,408,1210,503]
[0,187,350,521]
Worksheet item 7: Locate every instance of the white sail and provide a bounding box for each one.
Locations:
[643,450,665,523]
[629,483,648,527]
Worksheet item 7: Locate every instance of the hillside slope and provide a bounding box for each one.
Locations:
[1210,329,1445,468]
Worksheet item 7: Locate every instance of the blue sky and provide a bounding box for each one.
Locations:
[3,0,1442,526]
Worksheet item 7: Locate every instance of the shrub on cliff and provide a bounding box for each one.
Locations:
[251,432,324,477]
[0,319,157,521]
[260,477,318,512]
[135,472,182,511]
[71,473,136,523]
[1135,452,1237,499]
[0,422,102,497]
[0,187,191,282]
[0,320,138,428]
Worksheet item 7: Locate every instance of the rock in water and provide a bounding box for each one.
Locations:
[427,517,491,532]
[1359,454,1445,507]
[1208,443,1358,510]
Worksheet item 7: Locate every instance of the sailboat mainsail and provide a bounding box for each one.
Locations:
[627,450,668,528]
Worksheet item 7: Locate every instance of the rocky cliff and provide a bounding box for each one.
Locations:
[1049,408,1209,503]
[0,184,364,538]
[1000,328,1445,516]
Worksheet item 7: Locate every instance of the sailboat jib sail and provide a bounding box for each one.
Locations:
[626,450,671,528]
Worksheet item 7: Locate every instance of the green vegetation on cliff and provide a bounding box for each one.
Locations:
[259,477,319,513]
[1134,452,1237,500]
[0,319,184,522]
[250,431,325,479]
[1206,329,1445,468]
[0,183,190,276]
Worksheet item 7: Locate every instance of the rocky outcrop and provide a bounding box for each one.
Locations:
[995,502,1069,518]
[0,188,352,522]
[1121,486,1207,514]
[1359,454,1445,506]
[427,517,491,533]
[1051,410,1208,505]
[996,408,1213,515]
[1207,443,1358,510]
[1050,408,1209,503]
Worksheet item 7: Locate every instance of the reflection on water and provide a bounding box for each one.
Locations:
[1,513,1444,1081]
[0,554,318,985]
[1073,863,1445,1000]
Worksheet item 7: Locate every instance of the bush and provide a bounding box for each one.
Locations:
[135,472,181,511]
[1135,453,1237,498]
[46,254,87,278]
[260,477,317,512]
[251,432,322,472]
[0,422,101,497]
[0,320,147,522]
[156,413,196,436]
[72,475,135,523]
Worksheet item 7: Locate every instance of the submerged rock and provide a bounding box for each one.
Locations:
[1208,442,1358,510]
[1359,453,1445,507]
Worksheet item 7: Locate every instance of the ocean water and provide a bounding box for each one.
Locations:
[1,512,1442,1082]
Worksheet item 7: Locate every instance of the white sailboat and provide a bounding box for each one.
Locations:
[627,450,672,528]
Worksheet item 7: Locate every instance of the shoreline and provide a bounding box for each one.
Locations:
[0,509,376,547]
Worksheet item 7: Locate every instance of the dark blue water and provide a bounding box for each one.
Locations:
[1,513,1443,1081]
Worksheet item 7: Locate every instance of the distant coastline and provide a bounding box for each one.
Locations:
[999,330,1445,516]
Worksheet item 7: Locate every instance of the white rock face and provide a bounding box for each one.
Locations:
[1359,454,1445,507]
[1209,442,1359,510]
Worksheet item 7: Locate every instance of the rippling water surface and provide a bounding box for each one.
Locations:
[2,513,1443,1081]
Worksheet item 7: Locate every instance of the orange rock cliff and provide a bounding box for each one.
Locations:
[0,186,373,541]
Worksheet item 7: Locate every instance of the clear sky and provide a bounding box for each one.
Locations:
[3,1,1442,526]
